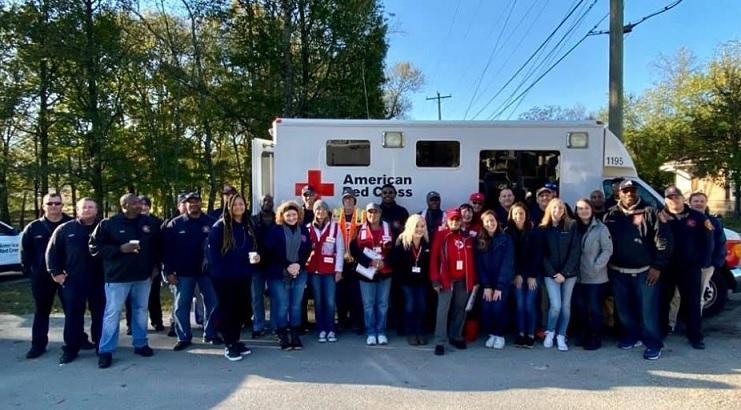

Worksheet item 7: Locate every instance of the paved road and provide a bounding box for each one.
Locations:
[1,295,739,409]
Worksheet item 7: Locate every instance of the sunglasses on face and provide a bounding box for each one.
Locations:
[46,202,62,206]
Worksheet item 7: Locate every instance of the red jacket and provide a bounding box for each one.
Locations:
[430,227,477,291]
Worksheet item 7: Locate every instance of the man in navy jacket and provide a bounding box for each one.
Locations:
[46,198,104,364]
[20,192,73,359]
[162,193,220,351]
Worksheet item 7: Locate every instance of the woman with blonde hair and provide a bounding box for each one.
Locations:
[389,214,431,345]
[264,200,312,350]
[539,198,581,351]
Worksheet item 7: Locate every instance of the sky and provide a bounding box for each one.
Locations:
[383,0,741,120]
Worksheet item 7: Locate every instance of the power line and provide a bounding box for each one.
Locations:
[471,0,551,115]
[490,13,609,119]
[463,0,519,119]
[489,0,600,119]
[429,0,462,87]
[470,0,587,120]
[589,0,684,36]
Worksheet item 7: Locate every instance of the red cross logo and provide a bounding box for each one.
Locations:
[294,170,335,199]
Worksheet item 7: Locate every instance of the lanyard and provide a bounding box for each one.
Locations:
[412,242,422,267]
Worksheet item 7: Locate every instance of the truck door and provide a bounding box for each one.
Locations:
[251,138,274,212]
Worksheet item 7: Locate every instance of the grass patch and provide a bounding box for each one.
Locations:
[0,279,174,316]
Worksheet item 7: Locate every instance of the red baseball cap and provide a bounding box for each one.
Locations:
[469,192,484,202]
[446,208,462,220]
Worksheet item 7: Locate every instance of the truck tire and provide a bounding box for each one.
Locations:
[702,269,729,318]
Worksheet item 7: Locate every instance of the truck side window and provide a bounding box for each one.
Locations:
[326,140,370,166]
[416,141,460,167]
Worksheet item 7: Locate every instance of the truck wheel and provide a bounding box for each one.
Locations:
[702,270,729,318]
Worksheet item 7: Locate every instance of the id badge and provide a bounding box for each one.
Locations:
[325,236,336,243]
[412,266,421,274]
[360,230,367,240]
[382,235,392,243]
[323,256,334,264]
[456,260,464,271]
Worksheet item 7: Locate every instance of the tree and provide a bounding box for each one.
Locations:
[383,61,424,119]
[688,41,741,215]
[518,104,593,121]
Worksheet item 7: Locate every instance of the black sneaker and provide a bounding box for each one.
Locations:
[167,324,176,338]
[450,340,467,350]
[224,345,243,361]
[98,353,113,369]
[691,340,706,350]
[251,330,265,339]
[524,336,535,349]
[203,336,224,345]
[25,346,46,359]
[153,323,165,332]
[80,339,96,350]
[236,342,252,356]
[514,335,526,348]
[291,335,303,350]
[59,350,78,365]
[434,344,445,356]
[173,341,191,351]
[134,345,154,357]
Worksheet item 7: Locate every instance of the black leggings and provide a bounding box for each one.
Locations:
[212,276,251,346]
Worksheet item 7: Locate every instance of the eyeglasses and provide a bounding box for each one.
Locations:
[46,202,62,206]
[302,193,315,197]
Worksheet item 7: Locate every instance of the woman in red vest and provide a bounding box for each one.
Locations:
[350,203,393,346]
[306,200,344,343]
[430,208,477,356]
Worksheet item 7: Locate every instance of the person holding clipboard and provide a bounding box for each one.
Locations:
[350,203,394,346]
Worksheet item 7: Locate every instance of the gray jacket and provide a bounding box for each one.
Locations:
[579,218,613,284]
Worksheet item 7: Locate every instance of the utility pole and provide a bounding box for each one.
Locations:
[426,92,451,120]
[609,0,624,141]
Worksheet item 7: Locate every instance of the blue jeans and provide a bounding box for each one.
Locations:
[544,276,577,336]
[251,270,272,332]
[482,288,511,336]
[514,283,538,336]
[359,278,391,336]
[175,276,218,341]
[268,271,307,330]
[401,284,427,335]
[610,269,663,350]
[310,274,337,333]
[99,279,151,354]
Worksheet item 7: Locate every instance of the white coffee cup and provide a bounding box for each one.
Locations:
[249,252,259,264]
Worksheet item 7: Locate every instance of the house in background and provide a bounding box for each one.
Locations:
[661,161,737,216]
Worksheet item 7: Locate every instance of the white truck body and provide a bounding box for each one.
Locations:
[252,119,654,212]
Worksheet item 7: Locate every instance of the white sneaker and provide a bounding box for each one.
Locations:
[543,331,554,348]
[493,336,505,350]
[485,335,496,348]
[366,335,377,346]
[318,331,327,343]
[556,335,568,351]
[377,334,388,345]
[327,331,337,343]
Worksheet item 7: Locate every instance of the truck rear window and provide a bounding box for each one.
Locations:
[326,140,370,166]
[416,141,460,167]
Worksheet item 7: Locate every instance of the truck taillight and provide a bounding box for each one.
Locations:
[727,239,741,268]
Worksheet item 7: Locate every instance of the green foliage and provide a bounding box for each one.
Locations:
[0,0,389,223]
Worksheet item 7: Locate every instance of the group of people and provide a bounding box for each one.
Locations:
[19,177,725,368]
